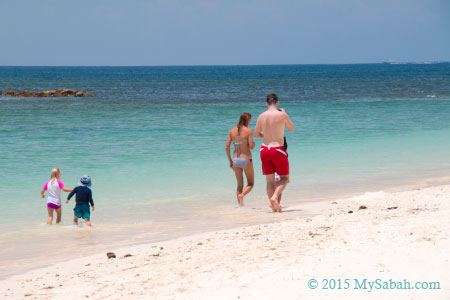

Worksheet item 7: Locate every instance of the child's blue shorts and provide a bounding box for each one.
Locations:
[74,204,90,219]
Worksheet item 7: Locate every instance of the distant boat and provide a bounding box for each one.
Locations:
[382,60,400,65]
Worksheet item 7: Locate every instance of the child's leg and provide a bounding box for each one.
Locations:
[47,207,54,225]
[55,207,62,224]
[84,218,91,227]
[73,216,79,225]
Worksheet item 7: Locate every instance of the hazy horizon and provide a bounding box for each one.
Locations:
[1,61,449,68]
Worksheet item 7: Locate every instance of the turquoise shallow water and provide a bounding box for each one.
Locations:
[1,64,450,277]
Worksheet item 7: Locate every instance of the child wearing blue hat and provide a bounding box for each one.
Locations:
[66,175,95,227]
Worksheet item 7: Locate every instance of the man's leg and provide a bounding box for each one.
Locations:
[270,175,289,212]
[73,216,78,225]
[85,218,91,227]
[274,175,282,204]
[266,174,279,212]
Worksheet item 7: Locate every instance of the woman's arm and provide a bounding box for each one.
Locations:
[40,189,45,199]
[62,187,72,193]
[225,130,233,168]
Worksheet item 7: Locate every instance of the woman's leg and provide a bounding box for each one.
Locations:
[233,166,244,206]
[47,207,54,225]
[242,162,255,198]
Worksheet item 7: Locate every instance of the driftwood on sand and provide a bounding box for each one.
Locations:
[0,89,95,97]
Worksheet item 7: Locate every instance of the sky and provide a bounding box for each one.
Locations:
[0,0,449,66]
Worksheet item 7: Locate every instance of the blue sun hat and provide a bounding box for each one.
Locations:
[79,175,92,187]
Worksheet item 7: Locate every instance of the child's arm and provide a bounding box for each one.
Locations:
[41,181,49,198]
[66,189,76,204]
[57,180,72,193]
[89,190,94,211]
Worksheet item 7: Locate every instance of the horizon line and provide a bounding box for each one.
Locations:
[1,61,449,68]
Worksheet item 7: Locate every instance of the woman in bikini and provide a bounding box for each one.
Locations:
[225,112,255,207]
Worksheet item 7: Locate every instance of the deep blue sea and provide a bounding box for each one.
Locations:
[1,64,450,278]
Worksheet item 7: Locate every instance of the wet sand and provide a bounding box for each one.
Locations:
[1,184,449,299]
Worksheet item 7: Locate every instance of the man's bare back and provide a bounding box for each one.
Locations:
[255,109,293,146]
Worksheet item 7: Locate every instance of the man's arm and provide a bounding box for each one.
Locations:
[254,116,264,138]
[285,113,294,132]
[248,128,256,149]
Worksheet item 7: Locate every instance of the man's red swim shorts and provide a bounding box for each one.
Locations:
[260,145,289,175]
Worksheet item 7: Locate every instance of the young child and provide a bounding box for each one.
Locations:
[66,175,95,227]
[40,168,72,225]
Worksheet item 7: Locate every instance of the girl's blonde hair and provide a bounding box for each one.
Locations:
[50,168,62,182]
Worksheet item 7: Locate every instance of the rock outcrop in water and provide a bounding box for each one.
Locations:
[0,89,95,97]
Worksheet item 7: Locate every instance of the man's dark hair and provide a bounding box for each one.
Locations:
[266,93,278,105]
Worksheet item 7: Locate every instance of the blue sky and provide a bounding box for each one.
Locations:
[0,0,449,65]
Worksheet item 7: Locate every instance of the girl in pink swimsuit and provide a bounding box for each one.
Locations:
[40,168,72,225]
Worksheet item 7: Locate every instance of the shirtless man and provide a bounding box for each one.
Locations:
[254,94,294,212]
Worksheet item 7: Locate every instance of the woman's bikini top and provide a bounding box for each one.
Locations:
[233,141,248,157]
[233,127,249,157]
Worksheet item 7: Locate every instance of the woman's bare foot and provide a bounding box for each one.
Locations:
[238,193,244,207]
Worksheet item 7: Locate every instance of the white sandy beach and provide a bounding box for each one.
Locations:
[1,184,449,300]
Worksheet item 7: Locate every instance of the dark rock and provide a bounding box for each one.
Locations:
[42,91,56,97]
[15,90,35,97]
[358,205,367,210]
[0,89,94,98]
[348,210,353,214]
[387,206,398,210]
[55,89,78,97]
[106,252,116,259]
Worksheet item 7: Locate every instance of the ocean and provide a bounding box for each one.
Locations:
[1,64,450,278]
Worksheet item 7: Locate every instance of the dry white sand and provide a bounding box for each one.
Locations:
[1,185,449,300]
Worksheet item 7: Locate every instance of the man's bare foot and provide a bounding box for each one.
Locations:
[238,193,244,207]
[269,199,280,212]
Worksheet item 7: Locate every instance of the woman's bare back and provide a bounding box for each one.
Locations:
[230,126,254,159]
